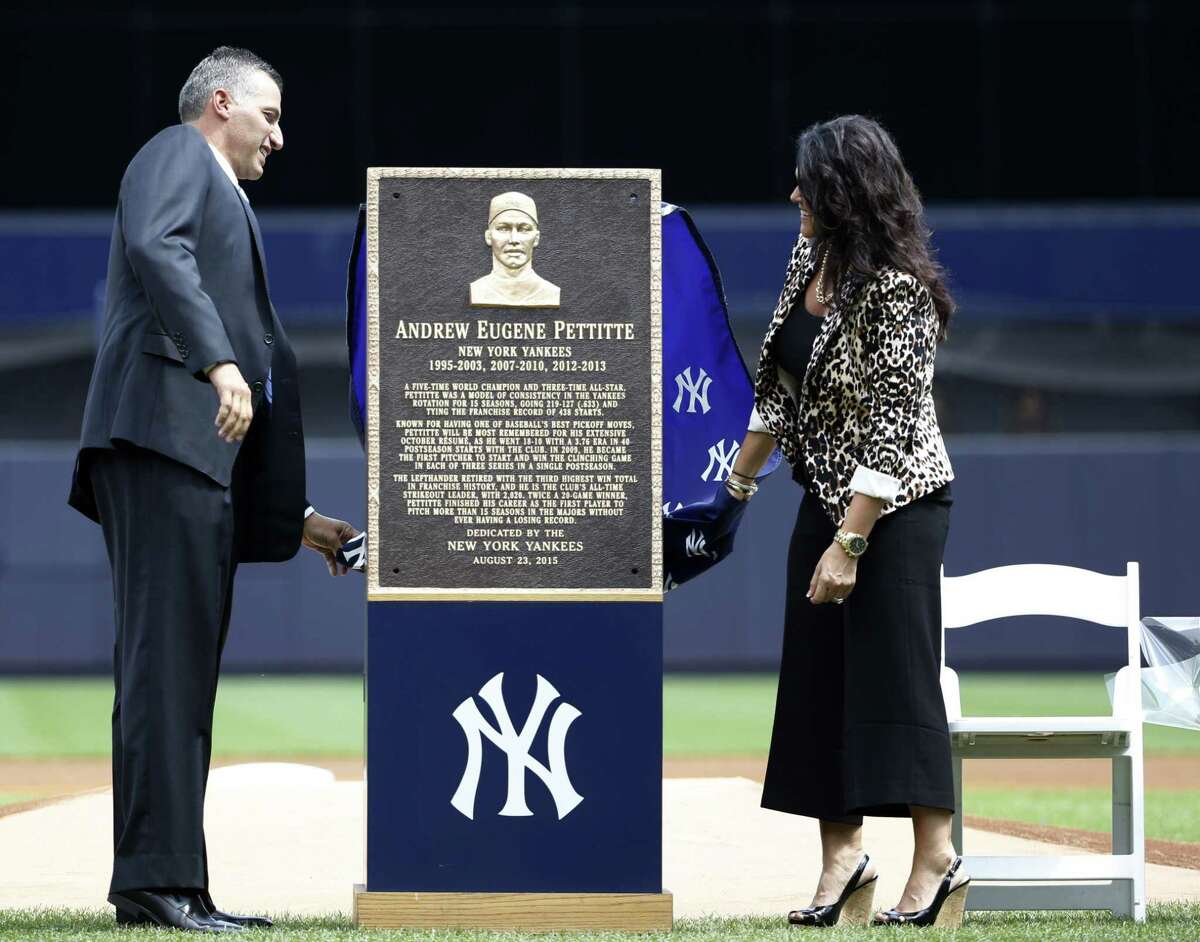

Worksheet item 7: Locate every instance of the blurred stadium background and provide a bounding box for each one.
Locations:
[1,0,1198,861]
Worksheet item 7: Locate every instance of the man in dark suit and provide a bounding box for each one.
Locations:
[69,46,358,933]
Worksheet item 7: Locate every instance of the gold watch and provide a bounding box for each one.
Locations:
[833,529,868,559]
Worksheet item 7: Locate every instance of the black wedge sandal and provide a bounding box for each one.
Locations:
[788,854,878,928]
[872,855,971,928]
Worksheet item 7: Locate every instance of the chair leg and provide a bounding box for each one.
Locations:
[1131,748,1147,923]
[952,754,964,855]
[1112,755,1132,855]
[1111,754,1147,921]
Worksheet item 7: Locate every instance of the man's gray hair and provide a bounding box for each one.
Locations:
[178,46,283,123]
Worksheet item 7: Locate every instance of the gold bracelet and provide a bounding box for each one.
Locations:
[724,482,752,500]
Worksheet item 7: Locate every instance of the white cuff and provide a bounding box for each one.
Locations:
[304,505,316,520]
[849,464,902,502]
[747,405,768,434]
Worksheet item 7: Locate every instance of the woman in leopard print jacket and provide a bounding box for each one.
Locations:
[725,116,966,928]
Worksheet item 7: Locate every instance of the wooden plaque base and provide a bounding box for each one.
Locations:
[353,886,673,931]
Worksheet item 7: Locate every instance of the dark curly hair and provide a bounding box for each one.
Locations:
[795,115,954,339]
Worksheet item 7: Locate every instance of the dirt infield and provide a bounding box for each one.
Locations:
[960,813,1200,871]
[4,755,1198,871]
[0,757,364,816]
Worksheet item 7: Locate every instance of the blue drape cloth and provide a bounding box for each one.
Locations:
[346,202,780,590]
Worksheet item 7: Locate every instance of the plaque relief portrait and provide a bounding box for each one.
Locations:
[469,191,561,309]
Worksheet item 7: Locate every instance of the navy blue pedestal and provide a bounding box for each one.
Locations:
[365,600,663,893]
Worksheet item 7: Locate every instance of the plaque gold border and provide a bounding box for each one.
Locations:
[366,168,663,604]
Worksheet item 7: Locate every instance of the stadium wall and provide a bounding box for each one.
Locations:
[2,436,1195,674]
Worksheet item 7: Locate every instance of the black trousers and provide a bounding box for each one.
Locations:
[761,484,954,825]
[89,445,237,893]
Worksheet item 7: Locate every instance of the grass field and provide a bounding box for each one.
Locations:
[2,673,1198,937]
[0,676,362,759]
[4,908,1200,941]
[2,672,1197,759]
[1,672,1197,844]
[664,673,1200,756]
[965,788,1200,843]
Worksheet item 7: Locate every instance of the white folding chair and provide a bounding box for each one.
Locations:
[940,563,1146,922]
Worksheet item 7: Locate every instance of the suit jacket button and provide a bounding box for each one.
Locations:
[264,333,275,345]
[252,381,265,393]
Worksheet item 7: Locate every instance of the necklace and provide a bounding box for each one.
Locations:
[814,246,835,306]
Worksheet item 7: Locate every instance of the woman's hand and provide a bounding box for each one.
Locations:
[808,541,857,604]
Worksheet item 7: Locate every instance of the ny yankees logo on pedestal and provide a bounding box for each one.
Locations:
[672,366,713,414]
[451,672,583,821]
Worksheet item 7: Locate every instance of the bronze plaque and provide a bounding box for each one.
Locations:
[366,169,662,601]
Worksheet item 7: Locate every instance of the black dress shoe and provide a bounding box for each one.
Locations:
[872,856,971,928]
[109,890,243,932]
[208,910,273,930]
[788,855,877,928]
[200,891,274,929]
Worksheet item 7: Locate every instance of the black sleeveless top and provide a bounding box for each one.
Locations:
[772,307,821,490]
[774,306,820,381]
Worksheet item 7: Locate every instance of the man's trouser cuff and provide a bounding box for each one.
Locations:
[110,852,207,894]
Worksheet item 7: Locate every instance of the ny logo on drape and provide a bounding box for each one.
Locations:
[685,529,714,559]
[701,438,740,482]
[450,672,583,820]
[672,366,713,414]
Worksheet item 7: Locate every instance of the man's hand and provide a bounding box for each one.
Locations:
[303,513,361,576]
[807,541,858,605]
[207,362,253,443]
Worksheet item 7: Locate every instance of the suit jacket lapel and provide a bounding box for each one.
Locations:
[803,270,856,394]
[239,198,271,290]
[804,307,842,391]
[209,156,271,288]
[215,173,277,338]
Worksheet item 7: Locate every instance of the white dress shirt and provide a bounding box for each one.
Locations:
[206,141,316,525]
[207,142,250,204]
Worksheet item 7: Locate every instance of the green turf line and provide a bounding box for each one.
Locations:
[662,674,776,755]
[2,908,1199,939]
[0,677,364,758]
[966,787,1200,844]
[1,673,1197,760]
[0,678,114,757]
[955,673,1200,754]
[660,673,1200,757]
